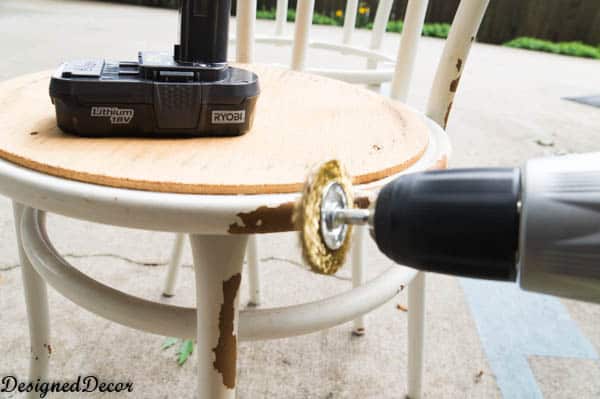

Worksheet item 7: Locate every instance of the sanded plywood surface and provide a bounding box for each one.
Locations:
[0,65,429,194]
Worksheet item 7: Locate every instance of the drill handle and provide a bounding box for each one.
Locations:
[519,153,600,303]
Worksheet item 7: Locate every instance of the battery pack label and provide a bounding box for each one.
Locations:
[62,59,105,77]
[91,107,135,125]
[211,110,246,124]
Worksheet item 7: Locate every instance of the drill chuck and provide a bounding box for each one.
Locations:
[373,168,521,281]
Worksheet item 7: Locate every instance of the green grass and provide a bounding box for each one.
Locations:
[257,8,451,39]
[422,23,451,39]
[105,2,600,60]
[504,37,600,59]
[257,8,600,60]
[381,20,404,33]
[257,9,342,27]
[162,337,195,366]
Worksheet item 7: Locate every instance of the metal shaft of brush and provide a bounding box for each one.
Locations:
[331,209,373,227]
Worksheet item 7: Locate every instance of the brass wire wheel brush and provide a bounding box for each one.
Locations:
[294,160,364,275]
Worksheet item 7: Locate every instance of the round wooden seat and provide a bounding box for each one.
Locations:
[0,64,429,195]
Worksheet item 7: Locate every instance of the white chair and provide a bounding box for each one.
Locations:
[162,0,490,397]
[164,0,431,325]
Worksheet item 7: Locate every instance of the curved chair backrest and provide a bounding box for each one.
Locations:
[425,0,489,128]
[235,0,423,91]
[236,0,490,128]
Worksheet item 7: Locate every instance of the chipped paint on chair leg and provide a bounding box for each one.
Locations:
[189,234,248,399]
[162,233,186,297]
[246,235,261,307]
[407,272,426,399]
[351,225,366,336]
[13,202,50,395]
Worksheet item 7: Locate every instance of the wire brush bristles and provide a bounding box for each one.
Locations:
[294,160,354,275]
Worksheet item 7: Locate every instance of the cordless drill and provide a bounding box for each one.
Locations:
[315,153,600,303]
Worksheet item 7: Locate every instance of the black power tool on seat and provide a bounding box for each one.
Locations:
[49,0,259,137]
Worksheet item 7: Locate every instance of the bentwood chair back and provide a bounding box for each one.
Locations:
[235,0,488,120]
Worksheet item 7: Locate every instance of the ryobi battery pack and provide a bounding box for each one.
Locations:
[49,0,259,137]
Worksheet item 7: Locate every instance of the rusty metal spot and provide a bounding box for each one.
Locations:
[47,344,52,355]
[30,131,39,136]
[212,273,241,389]
[353,196,371,209]
[456,58,463,72]
[396,304,408,312]
[444,101,453,129]
[450,75,461,93]
[372,144,382,151]
[228,203,295,234]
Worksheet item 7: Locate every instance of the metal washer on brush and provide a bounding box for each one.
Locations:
[295,160,355,275]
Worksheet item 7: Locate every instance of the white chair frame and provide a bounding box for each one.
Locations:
[12,118,448,398]
[161,1,487,397]
[163,0,430,331]
[13,0,490,397]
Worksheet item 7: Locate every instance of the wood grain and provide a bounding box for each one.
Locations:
[0,65,428,195]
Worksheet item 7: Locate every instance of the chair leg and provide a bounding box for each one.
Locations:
[351,226,366,336]
[162,233,186,297]
[246,235,261,307]
[407,272,426,399]
[189,234,248,399]
[13,202,50,394]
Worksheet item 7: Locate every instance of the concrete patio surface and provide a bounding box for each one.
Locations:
[1,1,600,398]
